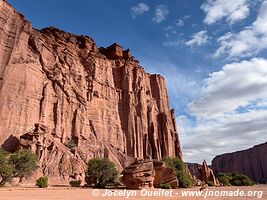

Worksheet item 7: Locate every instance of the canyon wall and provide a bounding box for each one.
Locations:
[0,0,182,184]
[212,142,267,184]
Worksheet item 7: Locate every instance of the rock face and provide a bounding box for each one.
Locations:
[17,124,87,184]
[153,160,178,188]
[121,160,178,189]
[187,161,218,186]
[212,142,267,184]
[0,0,182,184]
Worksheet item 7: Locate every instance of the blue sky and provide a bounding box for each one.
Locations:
[9,0,267,163]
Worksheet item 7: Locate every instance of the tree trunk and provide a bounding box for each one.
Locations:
[0,178,7,187]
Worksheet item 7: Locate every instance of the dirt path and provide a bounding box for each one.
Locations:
[0,185,266,200]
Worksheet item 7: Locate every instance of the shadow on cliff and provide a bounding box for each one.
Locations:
[1,135,19,152]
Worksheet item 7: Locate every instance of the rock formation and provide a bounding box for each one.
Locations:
[187,161,218,186]
[121,160,178,189]
[212,142,267,184]
[0,0,182,184]
[17,124,87,184]
[153,160,178,188]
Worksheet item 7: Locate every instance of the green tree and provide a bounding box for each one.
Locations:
[10,150,38,181]
[162,157,193,188]
[87,158,118,188]
[0,149,15,186]
[0,149,38,186]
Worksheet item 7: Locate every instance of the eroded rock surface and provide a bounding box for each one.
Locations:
[187,161,219,186]
[212,142,267,184]
[17,124,87,185]
[121,160,178,189]
[0,0,182,184]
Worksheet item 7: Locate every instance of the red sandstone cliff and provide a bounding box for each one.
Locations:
[212,142,267,184]
[0,0,182,184]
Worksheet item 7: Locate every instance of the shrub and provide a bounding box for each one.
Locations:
[217,173,232,186]
[231,173,254,186]
[36,177,48,188]
[87,158,118,188]
[216,173,254,186]
[208,181,215,186]
[64,139,76,149]
[0,149,38,187]
[158,183,172,189]
[69,180,81,187]
[162,157,185,172]
[176,171,193,188]
[162,157,193,188]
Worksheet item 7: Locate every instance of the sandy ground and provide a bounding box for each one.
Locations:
[0,185,266,200]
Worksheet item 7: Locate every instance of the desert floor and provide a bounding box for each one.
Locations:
[0,185,266,200]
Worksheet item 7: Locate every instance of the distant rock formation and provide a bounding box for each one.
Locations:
[0,0,182,184]
[121,160,178,189]
[187,161,219,186]
[212,142,267,184]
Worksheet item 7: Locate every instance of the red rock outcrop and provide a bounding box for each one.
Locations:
[16,124,87,184]
[187,161,219,186]
[153,160,178,188]
[121,160,178,189]
[0,0,182,184]
[212,142,267,184]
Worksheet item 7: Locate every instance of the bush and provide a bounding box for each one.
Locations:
[0,149,38,187]
[36,177,48,188]
[158,183,172,189]
[162,157,193,188]
[231,173,254,186]
[64,139,76,149]
[208,181,215,186]
[87,158,118,188]
[69,180,81,187]
[217,173,254,186]
[217,173,231,186]
[162,157,185,171]
[176,171,193,188]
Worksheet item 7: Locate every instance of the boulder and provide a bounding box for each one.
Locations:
[153,160,178,188]
[121,160,178,189]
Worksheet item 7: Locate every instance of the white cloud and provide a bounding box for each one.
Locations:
[190,58,267,117]
[181,110,267,163]
[186,31,209,46]
[184,15,191,19]
[201,0,250,24]
[152,5,169,24]
[131,3,150,19]
[175,19,184,27]
[214,0,267,58]
[181,58,267,163]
